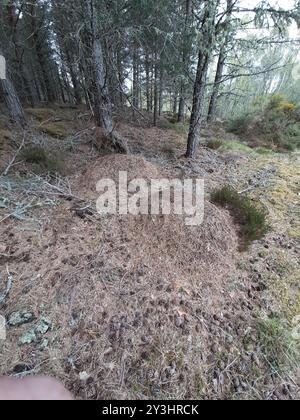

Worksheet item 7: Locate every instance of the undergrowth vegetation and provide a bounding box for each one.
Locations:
[211,186,269,248]
[256,316,299,373]
[160,120,189,135]
[207,139,223,150]
[22,146,65,175]
[228,94,300,151]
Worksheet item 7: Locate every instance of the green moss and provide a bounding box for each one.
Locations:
[255,148,274,156]
[221,140,253,153]
[38,122,69,139]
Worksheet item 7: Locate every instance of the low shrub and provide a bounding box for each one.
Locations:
[22,146,64,175]
[227,113,253,134]
[227,95,300,152]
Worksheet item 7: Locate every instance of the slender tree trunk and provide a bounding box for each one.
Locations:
[207,0,233,123]
[150,64,154,112]
[178,92,185,123]
[159,65,164,116]
[145,52,151,112]
[87,0,127,153]
[66,55,82,105]
[132,42,139,110]
[30,2,56,103]
[173,92,178,116]
[178,0,192,123]
[207,47,226,123]
[92,38,114,133]
[186,0,218,159]
[153,53,159,126]
[117,49,124,107]
[23,67,39,107]
[186,52,209,158]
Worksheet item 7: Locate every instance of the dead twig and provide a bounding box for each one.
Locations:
[2,132,26,177]
[238,186,256,195]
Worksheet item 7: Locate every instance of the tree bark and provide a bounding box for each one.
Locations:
[30,2,57,103]
[178,0,192,123]
[186,0,219,159]
[173,92,178,116]
[87,0,128,153]
[207,47,226,123]
[66,53,82,105]
[132,41,139,110]
[207,0,233,123]
[0,63,26,127]
[145,52,151,112]
[153,53,159,126]
[185,52,209,158]
[159,65,164,116]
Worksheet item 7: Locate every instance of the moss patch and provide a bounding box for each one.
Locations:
[221,140,253,153]
[38,122,70,139]
[25,108,56,121]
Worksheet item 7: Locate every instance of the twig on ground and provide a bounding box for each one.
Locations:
[238,186,256,194]
[2,131,26,177]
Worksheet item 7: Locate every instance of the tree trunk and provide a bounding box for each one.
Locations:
[132,42,139,110]
[159,65,164,116]
[207,0,233,123]
[145,52,151,112]
[30,2,56,103]
[186,0,218,159]
[117,49,124,107]
[178,93,185,123]
[173,92,178,116]
[207,47,226,123]
[87,0,127,153]
[0,73,26,128]
[66,54,82,105]
[185,52,209,158]
[153,54,159,126]
[178,0,192,123]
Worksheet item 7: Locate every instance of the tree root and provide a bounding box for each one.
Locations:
[94,128,129,154]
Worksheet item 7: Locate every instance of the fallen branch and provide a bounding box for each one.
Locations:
[238,186,256,195]
[2,132,26,177]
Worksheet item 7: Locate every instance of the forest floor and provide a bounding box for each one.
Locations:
[0,106,299,400]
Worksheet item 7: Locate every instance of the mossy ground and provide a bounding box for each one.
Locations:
[242,152,300,333]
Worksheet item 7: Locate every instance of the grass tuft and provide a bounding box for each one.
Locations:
[160,121,189,135]
[211,186,269,248]
[207,139,223,150]
[256,316,299,372]
[221,140,253,153]
[22,146,65,175]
